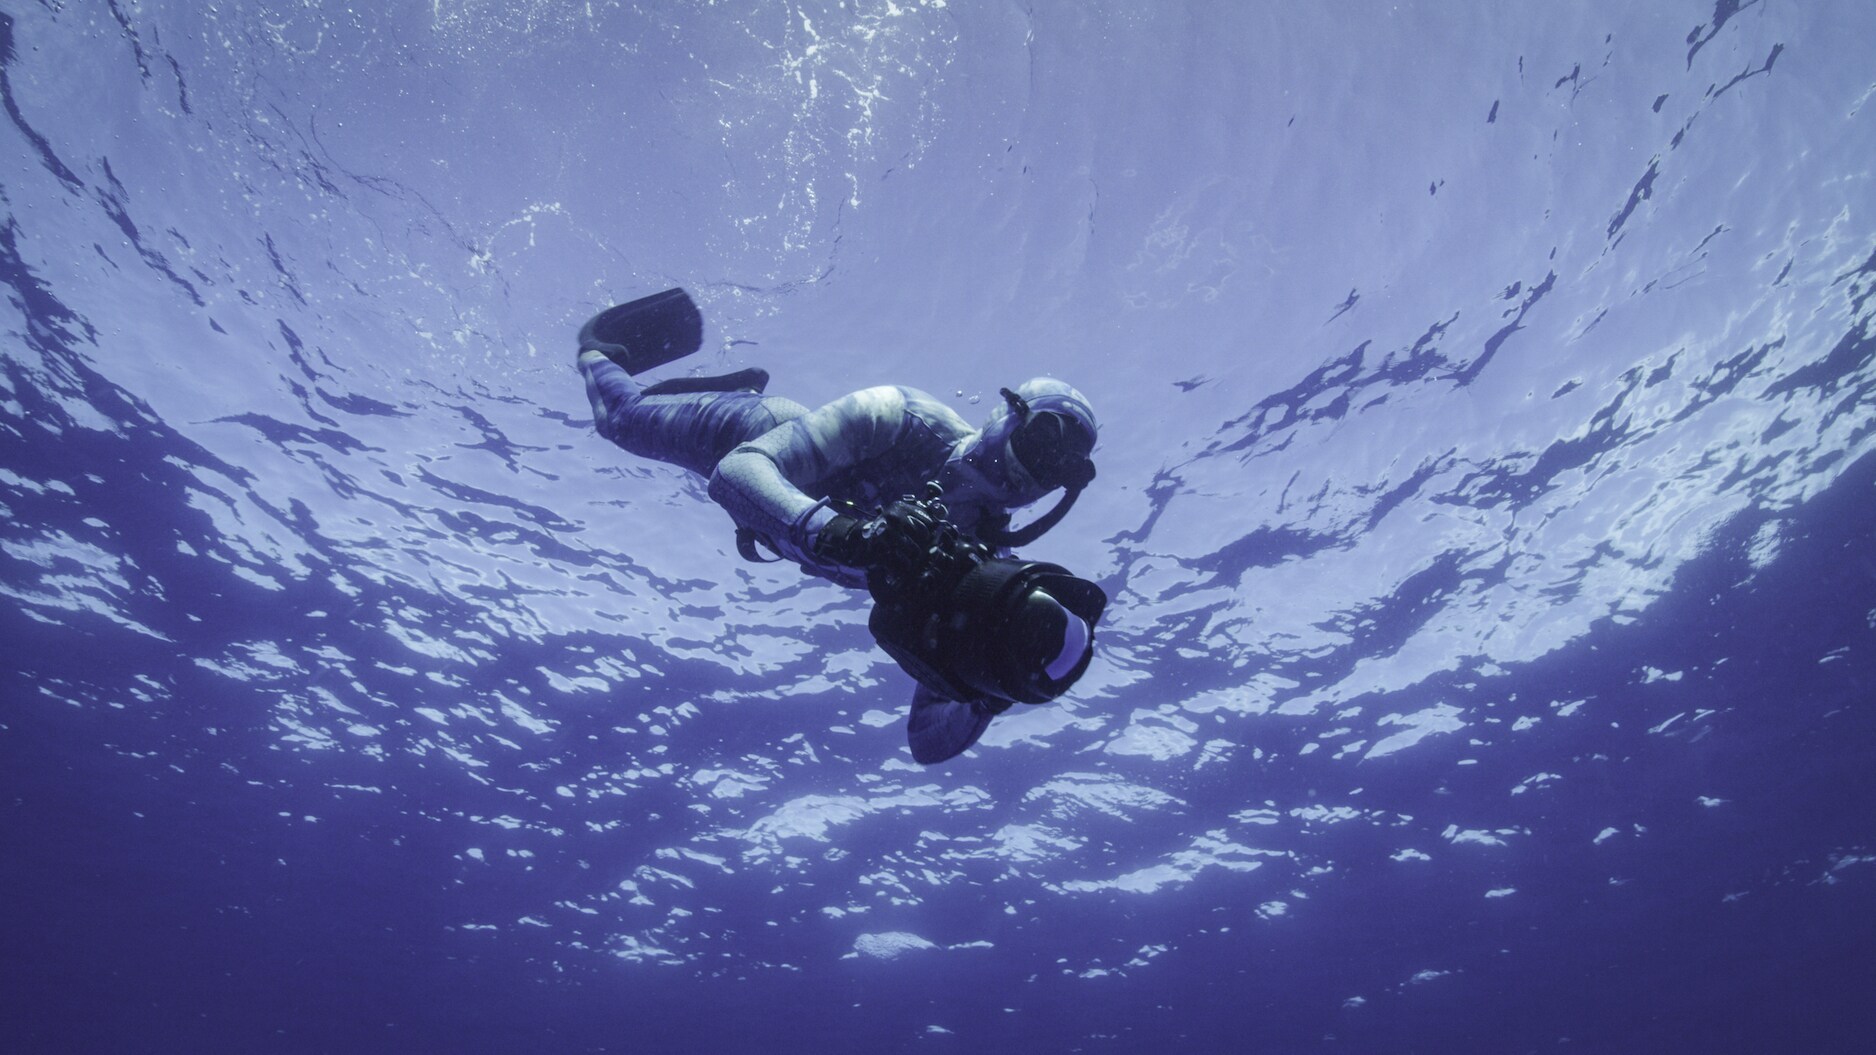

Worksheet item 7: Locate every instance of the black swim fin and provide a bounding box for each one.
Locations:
[642,368,770,396]
[906,685,1007,764]
[578,288,704,375]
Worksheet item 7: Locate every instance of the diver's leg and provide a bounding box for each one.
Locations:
[580,348,643,436]
[580,349,805,477]
[670,392,808,475]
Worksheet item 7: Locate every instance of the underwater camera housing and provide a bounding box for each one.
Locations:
[860,484,1108,705]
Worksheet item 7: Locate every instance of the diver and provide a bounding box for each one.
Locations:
[575,289,1106,764]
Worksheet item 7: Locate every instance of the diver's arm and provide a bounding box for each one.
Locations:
[709,449,844,575]
[708,386,911,579]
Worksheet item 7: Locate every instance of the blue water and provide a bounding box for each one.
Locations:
[4,2,1874,1051]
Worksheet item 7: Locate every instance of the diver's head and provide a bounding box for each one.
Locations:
[968,378,1098,503]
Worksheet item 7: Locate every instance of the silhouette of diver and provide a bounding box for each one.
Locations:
[577,289,1106,764]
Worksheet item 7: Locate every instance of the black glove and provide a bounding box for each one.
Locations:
[815,504,937,573]
[814,513,874,567]
[815,487,957,576]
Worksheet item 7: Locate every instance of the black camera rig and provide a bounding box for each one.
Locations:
[848,483,1108,706]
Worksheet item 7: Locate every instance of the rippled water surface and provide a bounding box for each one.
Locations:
[4,2,1874,1051]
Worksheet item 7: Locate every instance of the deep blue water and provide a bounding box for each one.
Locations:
[3,1,1874,1052]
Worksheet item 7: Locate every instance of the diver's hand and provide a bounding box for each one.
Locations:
[813,514,880,568]
[815,511,929,572]
[814,493,948,574]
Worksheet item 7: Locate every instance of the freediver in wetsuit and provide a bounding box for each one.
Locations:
[576,289,1103,764]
